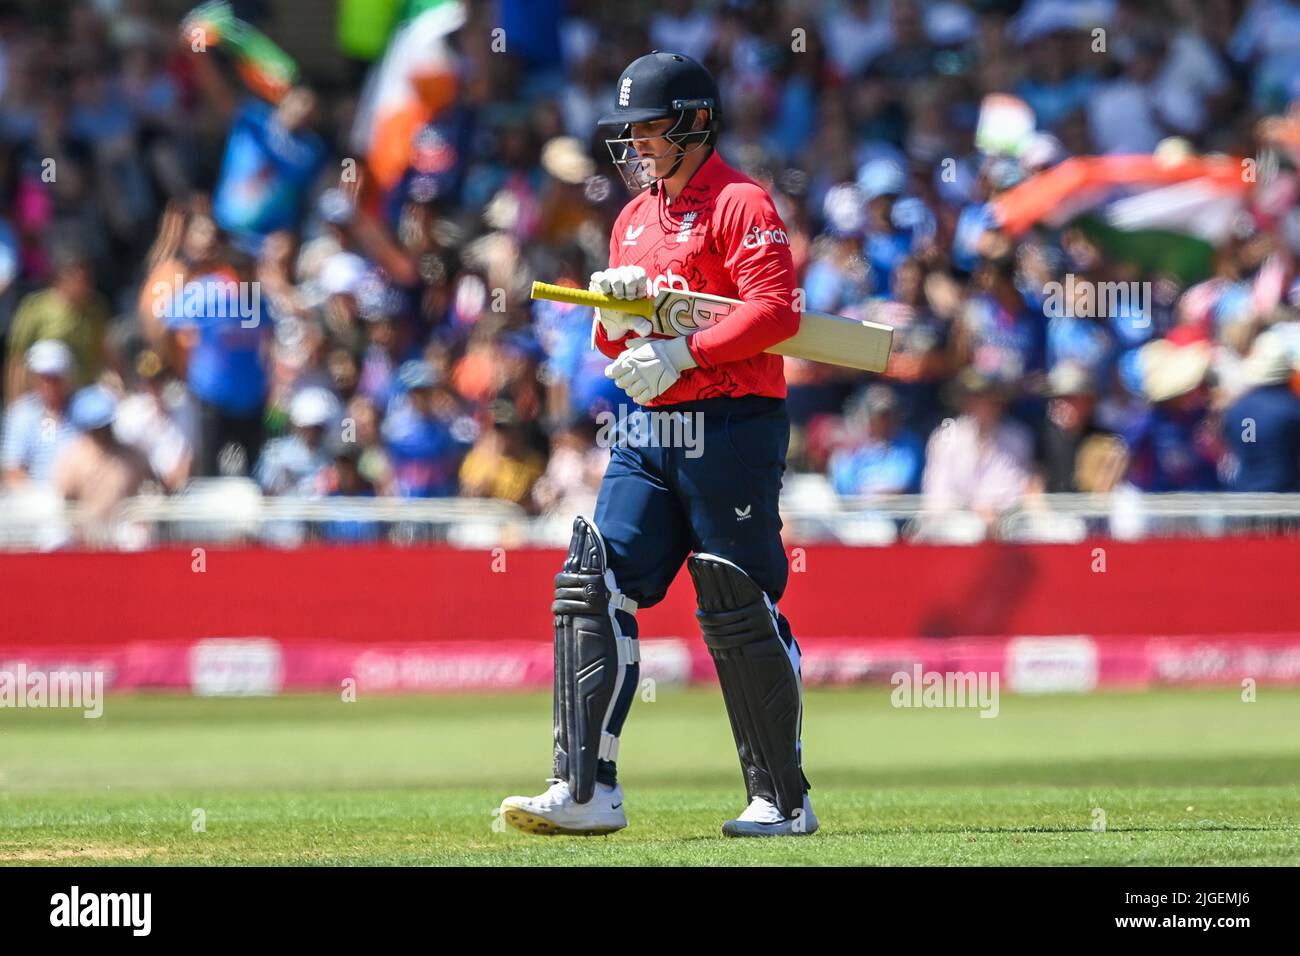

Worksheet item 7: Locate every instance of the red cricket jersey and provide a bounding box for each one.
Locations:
[595,149,800,404]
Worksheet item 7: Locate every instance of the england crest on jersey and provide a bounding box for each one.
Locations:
[675,211,699,243]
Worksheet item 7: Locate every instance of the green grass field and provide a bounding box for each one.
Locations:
[2,686,1299,865]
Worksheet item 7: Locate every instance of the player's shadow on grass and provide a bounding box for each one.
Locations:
[641,753,1300,792]
[854,824,1292,834]
[807,753,1300,788]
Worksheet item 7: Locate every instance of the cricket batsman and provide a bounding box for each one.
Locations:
[499,52,815,837]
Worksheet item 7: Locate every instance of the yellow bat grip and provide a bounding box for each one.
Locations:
[529,281,655,318]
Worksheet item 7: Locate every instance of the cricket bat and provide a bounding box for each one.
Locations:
[529,281,893,373]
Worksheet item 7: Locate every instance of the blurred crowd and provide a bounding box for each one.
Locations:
[3,0,1300,540]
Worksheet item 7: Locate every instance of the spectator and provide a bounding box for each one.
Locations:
[343,395,395,495]
[357,306,414,414]
[68,65,155,254]
[821,0,891,79]
[191,31,329,255]
[828,384,924,496]
[326,348,361,405]
[381,360,469,497]
[877,256,954,436]
[138,202,227,347]
[1045,273,1118,382]
[323,436,376,499]
[315,437,382,543]
[209,85,328,251]
[922,369,1035,522]
[53,385,152,541]
[535,290,625,423]
[953,158,1026,275]
[1228,0,1300,112]
[1222,331,1300,491]
[164,270,269,476]
[5,243,109,401]
[316,251,369,354]
[871,0,939,83]
[113,349,198,492]
[1037,362,1127,493]
[650,0,718,64]
[1125,340,1222,492]
[1015,30,1097,132]
[254,386,338,495]
[784,184,876,428]
[1,340,78,487]
[459,399,545,512]
[806,185,873,316]
[1087,33,1171,154]
[533,418,608,516]
[957,253,1047,415]
[858,158,931,295]
[536,136,600,245]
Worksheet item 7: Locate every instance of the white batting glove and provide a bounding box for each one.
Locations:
[605,336,698,404]
[590,266,653,339]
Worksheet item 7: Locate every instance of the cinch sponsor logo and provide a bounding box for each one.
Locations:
[50,886,151,936]
[649,269,690,296]
[741,224,789,249]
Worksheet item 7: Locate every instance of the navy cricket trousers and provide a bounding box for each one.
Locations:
[589,394,801,786]
[594,394,791,606]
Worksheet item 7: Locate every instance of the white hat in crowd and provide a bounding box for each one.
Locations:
[26,339,74,378]
[1140,339,1212,403]
[1242,331,1297,387]
[289,387,340,428]
[319,252,368,297]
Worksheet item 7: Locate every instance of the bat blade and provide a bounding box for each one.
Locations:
[529,281,893,373]
[771,310,894,373]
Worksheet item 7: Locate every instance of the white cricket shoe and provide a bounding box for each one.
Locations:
[722,793,819,837]
[498,778,627,836]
